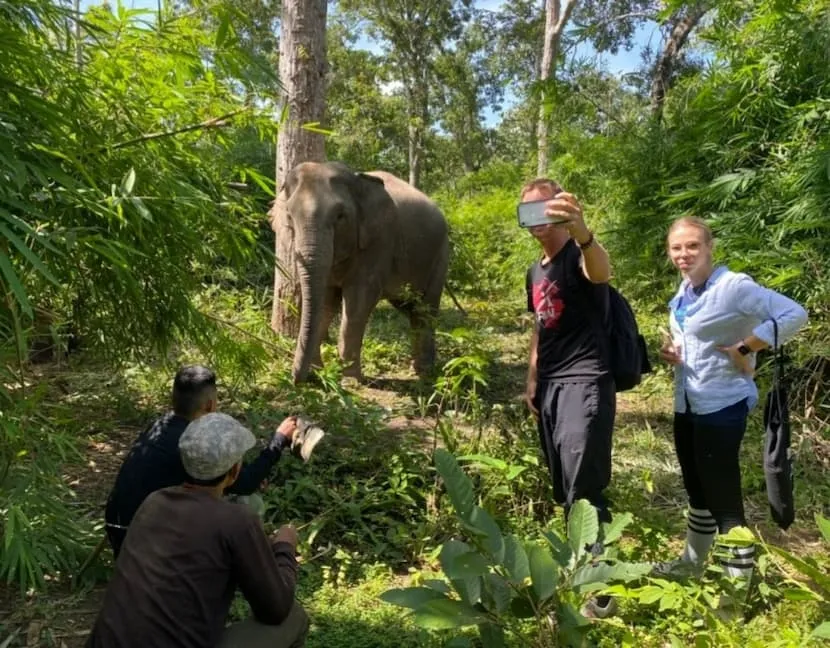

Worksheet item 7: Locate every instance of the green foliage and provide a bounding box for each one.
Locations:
[0,0,275,364]
[382,449,652,647]
[760,514,830,633]
[0,395,91,592]
[438,182,538,302]
[0,0,278,592]
[259,383,435,571]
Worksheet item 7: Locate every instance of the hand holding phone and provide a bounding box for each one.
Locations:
[517,198,568,228]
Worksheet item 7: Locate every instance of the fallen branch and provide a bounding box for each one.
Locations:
[102,107,250,153]
[202,312,294,358]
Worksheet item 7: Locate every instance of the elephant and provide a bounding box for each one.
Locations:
[278,161,449,384]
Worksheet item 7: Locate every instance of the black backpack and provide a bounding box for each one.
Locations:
[603,286,652,392]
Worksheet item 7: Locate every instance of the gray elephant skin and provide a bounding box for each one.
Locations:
[278,162,449,383]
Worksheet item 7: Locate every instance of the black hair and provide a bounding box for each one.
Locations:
[172,365,217,418]
[183,468,231,487]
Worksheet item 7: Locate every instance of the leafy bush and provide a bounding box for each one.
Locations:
[382,449,652,647]
[0,395,92,592]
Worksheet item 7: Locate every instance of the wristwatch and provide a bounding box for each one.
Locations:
[737,341,752,356]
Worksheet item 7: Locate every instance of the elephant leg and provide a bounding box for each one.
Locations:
[316,286,342,354]
[307,286,341,370]
[339,283,381,380]
[411,258,447,377]
[410,300,438,377]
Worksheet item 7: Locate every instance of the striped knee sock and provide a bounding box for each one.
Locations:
[717,542,756,581]
[682,507,717,564]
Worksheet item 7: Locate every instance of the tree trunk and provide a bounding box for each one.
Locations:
[536,0,578,177]
[650,5,708,119]
[406,74,428,189]
[270,0,328,336]
[408,118,421,188]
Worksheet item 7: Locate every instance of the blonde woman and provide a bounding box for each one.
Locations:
[659,217,807,585]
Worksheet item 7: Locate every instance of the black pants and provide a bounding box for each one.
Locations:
[673,399,749,534]
[536,377,616,524]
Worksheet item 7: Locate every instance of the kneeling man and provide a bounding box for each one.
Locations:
[87,412,308,648]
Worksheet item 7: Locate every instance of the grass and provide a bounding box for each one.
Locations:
[0,289,828,647]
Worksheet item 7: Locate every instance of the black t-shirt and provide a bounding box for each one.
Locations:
[525,240,610,381]
[105,412,285,529]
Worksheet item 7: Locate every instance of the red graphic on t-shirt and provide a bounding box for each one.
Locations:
[532,278,564,329]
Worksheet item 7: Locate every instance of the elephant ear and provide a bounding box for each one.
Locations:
[354,173,395,251]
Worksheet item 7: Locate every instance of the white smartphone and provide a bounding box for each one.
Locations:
[517,198,567,228]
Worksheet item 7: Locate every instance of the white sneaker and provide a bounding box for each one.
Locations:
[580,596,618,619]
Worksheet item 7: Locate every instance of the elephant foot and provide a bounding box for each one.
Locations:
[294,369,326,388]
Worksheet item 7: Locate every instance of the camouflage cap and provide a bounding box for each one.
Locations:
[179,412,256,481]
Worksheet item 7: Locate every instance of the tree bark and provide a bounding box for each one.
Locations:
[270,0,328,336]
[406,64,429,188]
[536,0,578,177]
[650,4,708,119]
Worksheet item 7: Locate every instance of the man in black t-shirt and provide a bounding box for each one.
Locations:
[104,365,297,558]
[521,179,617,618]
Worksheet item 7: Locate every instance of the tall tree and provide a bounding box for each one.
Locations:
[568,1,710,117]
[324,12,409,176]
[433,9,505,174]
[341,0,472,188]
[537,0,579,176]
[270,0,327,336]
[650,3,710,117]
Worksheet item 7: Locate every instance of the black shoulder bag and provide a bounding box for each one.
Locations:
[763,319,796,530]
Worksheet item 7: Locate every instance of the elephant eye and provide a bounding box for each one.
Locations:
[335,210,346,222]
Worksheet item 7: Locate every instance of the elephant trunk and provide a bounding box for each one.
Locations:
[292,243,332,384]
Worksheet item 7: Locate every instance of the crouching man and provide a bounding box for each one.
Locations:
[87,412,308,648]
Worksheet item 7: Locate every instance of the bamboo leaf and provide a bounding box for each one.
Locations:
[0,251,32,316]
[0,223,59,285]
[121,167,136,195]
[768,545,830,594]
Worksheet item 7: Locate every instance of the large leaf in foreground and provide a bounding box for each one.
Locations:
[567,500,599,556]
[435,448,475,522]
[412,598,486,629]
[380,587,448,610]
[528,544,558,602]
